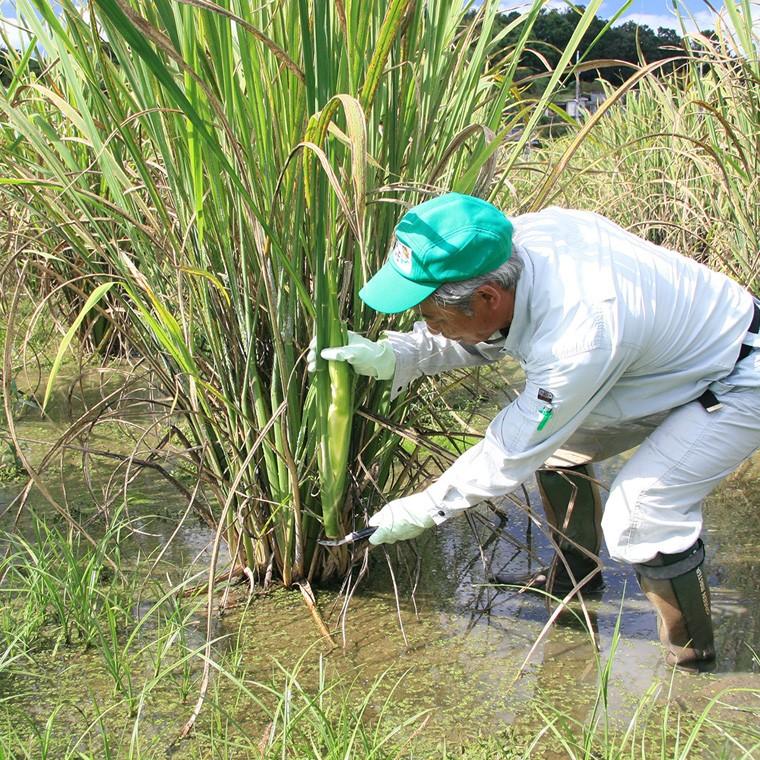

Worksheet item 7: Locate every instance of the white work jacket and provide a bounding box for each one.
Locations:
[384,207,758,523]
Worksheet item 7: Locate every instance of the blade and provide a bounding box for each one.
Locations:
[318,526,377,547]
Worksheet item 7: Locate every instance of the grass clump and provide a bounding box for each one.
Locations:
[0,512,132,655]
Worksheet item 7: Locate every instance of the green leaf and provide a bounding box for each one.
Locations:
[42,282,116,413]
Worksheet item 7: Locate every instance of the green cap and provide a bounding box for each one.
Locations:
[359,192,513,314]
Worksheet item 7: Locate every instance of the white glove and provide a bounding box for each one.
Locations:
[368,492,440,545]
[307,331,396,380]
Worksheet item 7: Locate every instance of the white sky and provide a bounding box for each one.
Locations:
[2,1,758,49]
[494,0,759,33]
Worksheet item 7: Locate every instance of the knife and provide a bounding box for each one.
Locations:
[317,526,377,547]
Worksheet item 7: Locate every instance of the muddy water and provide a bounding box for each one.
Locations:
[1,367,759,753]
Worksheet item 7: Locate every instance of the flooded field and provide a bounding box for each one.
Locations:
[1,370,759,757]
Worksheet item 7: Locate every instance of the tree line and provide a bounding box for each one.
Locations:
[485,6,701,87]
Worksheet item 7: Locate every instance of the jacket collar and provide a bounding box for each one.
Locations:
[501,244,532,356]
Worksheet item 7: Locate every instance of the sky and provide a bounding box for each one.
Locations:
[1,0,758,48]
[602,0,717,30]
[596,0,749,32]
[493,0,760,33]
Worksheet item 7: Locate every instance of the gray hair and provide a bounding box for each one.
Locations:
[431,246,523,315]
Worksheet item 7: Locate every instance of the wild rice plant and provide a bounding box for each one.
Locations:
[533,602,760,760]
[0,547,46,658]
[0,629,31,675]
[514,1,759,290]
[440,622,760,760]
[524,681,760,759]
[0,705,70,760]
[96,600,139,715]
[0,716,30,760]
[0,0,604,586]
[143,586,207,702]
[263,656,429,759]
[0,701,156,759]
[147,586,195,677]
[91,568,212,716]
[0,512,128,650]
[189,647,429,758]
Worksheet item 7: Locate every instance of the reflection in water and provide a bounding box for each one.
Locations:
[505,609,600,755]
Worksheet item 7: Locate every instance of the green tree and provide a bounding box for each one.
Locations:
[489,7,685,88]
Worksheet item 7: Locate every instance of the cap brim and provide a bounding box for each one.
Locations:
[359,262,437,314]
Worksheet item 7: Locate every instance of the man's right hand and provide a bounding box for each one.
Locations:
[307,331,396,379]
[367,493,438,545]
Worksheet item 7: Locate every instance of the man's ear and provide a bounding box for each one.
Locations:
[474,284,502,307]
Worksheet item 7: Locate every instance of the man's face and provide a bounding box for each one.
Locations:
[418,285,514,344]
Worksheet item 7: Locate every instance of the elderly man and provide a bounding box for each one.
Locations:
[318,192,760,670]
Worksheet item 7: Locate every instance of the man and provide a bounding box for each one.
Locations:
[317,192,760,671]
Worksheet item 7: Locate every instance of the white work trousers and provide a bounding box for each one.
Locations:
[550,364,760,564]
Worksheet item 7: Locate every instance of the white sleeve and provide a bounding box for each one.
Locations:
[422,339,632,522]
[385,321,498,400]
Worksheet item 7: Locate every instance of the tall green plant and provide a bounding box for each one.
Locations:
[0,0,600,585]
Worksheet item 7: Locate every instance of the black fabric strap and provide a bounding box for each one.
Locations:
[634,539,705,581]
[699,301,760,411]
[697,389,722,413]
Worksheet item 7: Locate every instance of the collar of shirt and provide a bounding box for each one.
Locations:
[500,243,532,356]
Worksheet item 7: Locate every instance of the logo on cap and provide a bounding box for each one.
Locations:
[391,241,413,275]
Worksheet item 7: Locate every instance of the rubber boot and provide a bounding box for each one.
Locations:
[538,464,604,594]
[635,539,716,672]
[492,464,604,595]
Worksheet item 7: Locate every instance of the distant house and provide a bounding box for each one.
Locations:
[564,91,607,118]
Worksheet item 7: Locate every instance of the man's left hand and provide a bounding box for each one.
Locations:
[368,493,438,545]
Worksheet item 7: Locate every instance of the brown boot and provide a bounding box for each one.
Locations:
[635,539,715,672]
